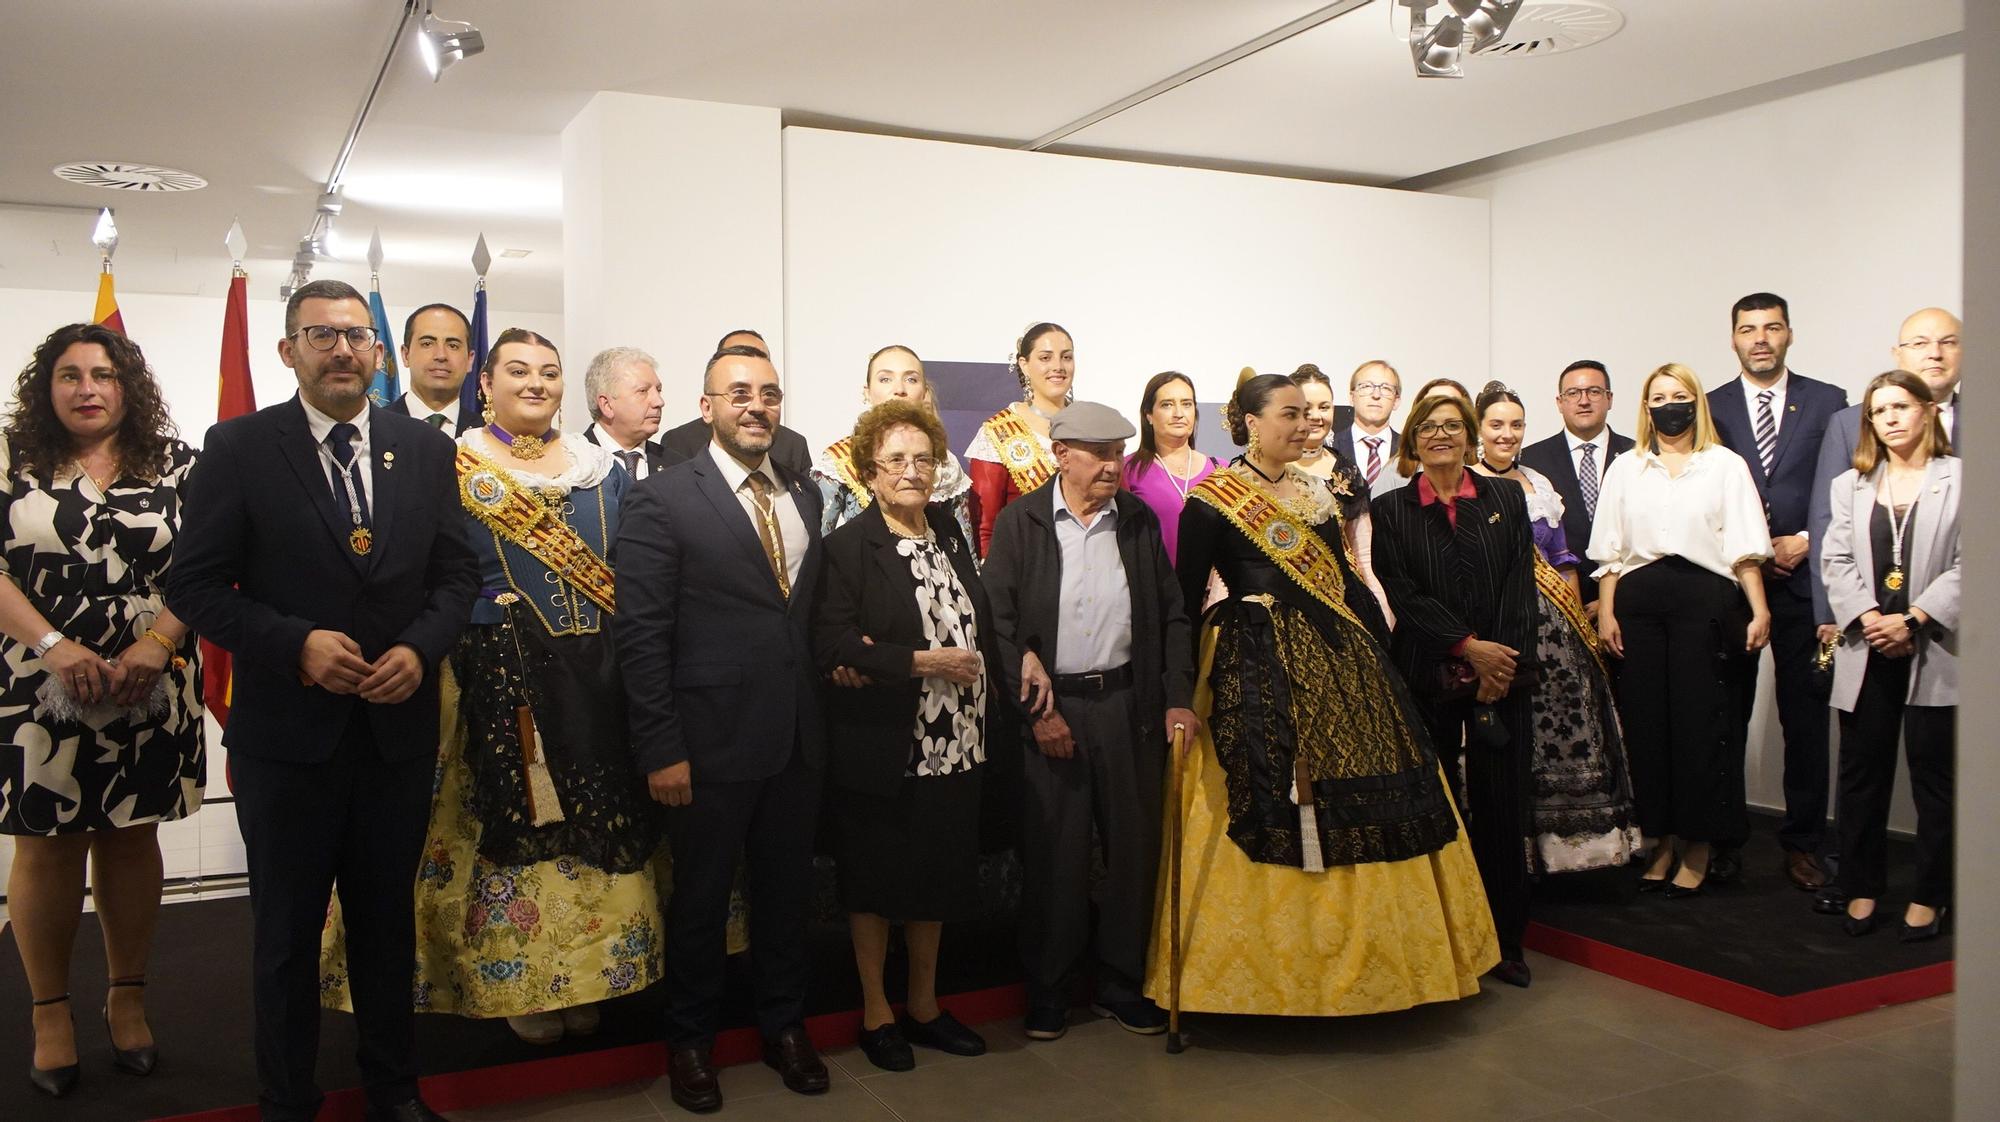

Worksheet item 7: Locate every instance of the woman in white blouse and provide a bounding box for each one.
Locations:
[1589,364,1772,898]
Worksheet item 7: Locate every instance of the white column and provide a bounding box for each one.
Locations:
[560,93,783,430]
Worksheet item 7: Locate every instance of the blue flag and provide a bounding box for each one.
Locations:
[366,289,400,408]
[460,284,489,426]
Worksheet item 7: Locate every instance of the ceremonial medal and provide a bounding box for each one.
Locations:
[349,526,374,556]
[1002,436,1036,466]
[1884,566,1905,591]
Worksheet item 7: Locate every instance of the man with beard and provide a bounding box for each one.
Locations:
[657,328,813,476]
[614,345,829,1113]
[581,345,669,479]
[1705,292,1848,890]
[388,302,476,435]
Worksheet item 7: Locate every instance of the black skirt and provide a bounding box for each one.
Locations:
[832,767,982,922]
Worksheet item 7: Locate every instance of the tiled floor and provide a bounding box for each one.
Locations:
[449,952,1955,1122]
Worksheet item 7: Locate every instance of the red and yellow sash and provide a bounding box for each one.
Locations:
[821,437,871,509]
[1191,471,1366,634]
[455,447,616,614]
[1534,551,1604,673]
[982,410,1055,495]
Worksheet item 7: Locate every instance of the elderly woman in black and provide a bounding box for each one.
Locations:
[1370,391,1539,987]
[815,399,1000,1072]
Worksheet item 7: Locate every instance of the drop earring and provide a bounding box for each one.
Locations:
[1246,424,1262,462]
[480,387,495,427]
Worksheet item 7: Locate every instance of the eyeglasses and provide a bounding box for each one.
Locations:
[1352,381,1400,398]
[1896,337,1961,352]
[1867,401,1926,420]
[705,387,784,408]
[294,325,379,352]
[874,454,938,475]
[1559,386,1609,401]
[1413,420,1467,437]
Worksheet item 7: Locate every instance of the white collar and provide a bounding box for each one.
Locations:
[1565,428,1608,453]
[708,439,781,494]
[300,394,370,445]
[588,421,648,453]
[1742,370,1790,399]
[401,390,455,422]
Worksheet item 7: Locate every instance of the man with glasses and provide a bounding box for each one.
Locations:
[169,279,477,1122]
[981,401,1196,1042]
[387,302,475,435]
[1332,359,1404,498]
[1520,360,1634,612]
[658,328,814,476]
[614,344,830,1113]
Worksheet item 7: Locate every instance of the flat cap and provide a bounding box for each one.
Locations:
[1048,401,1136,443]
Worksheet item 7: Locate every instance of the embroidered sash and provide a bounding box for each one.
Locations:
[1191,471,1367,634]
[1534,551,1605,673]
[982,410,1055,495]
[456,446,616,614]
[821,437,871,509]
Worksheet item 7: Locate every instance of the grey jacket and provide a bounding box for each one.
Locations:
[1821,456,1961,710]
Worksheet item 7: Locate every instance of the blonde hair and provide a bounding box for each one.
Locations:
[1632,363,1721,452]
[1395,394,1478,478]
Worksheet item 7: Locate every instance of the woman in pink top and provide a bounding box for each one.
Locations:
[1122,371,1222,566]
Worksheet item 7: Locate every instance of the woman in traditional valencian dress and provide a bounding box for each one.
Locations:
[812,344,973,542]
[1145,373,1496,1018]
[322,328,673,1045]
[965,323,1071,556]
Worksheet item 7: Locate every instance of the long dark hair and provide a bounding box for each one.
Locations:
[1223,370,1297,446]
[6,323,177,482]
[1129,370,1199,474]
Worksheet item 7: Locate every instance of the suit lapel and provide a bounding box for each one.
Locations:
[780,463,823,613]
[690,453,783,605]
[1850,469,1879,583]
[1711,386,1760,482]
[275,396,366,573]
[367,407,400,572]
[1907,458,1954,590]
[1768,378,1812,475]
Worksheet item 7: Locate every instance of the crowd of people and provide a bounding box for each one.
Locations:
[0,285,1961,1119]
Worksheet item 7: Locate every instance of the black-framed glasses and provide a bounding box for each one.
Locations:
[293,325,379,352]
[874,454,938,475]
[1559,386,1609,401]
[705,387,783,408]
[1413,419,1467,437]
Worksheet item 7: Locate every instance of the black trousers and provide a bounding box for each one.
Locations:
[232,715,434,1122]
[1018,686,1162,1008]
[661,749,820,1049]
[1835,652,1955,906]
[1613,558,1752,846]
[1763,588,1834,854]
[1425,694,1533,961]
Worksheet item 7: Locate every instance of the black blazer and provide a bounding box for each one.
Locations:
[1517,428,1634,605]
[582,424,670,476]
[166,396,479,763]
[813,502,1002,797]
[658,417,813,478]
[1369,470,1538,696]
[613,448,826,781]
[1707,372,1848,601]
[384,389,478,435]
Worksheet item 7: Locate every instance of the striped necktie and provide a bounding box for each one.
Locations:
[1362,436,1383,488]
[1754,389,1777,476]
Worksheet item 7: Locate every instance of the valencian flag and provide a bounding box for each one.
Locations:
[366,286,401,407]
[203,263,256,727]
[458,279,490,425]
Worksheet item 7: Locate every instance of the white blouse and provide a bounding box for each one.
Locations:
[1587,445,1773,584]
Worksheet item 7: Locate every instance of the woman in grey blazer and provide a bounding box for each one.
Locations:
[1821,370,1959,941]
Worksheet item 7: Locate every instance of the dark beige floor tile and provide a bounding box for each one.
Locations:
[1191,1007,1466,1077]
[1455,1016,1712,1103]
[1026,1016,1276,1108]
[452,1078,662,1121]
[1851,1015,1954,1073]
[1729,1041,1952,1121]
[1589,1072,1832,1122]
[669,1085,905,1122]
[1521,1109,1616,1122]
[1811,998,1953,1041]
[1298,1048,1571,1122]
[1112,1073,1380,1122]
[1566,985,1838,1070]
[1923,992,1955,1012]
[852,1046,1120,1122]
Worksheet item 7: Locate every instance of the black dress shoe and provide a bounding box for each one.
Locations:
[1843,912,1879,937]
[857,1022,915,1072]
[28,993,79,1099]
[667,1045,722,1114]
[900,1010,987,1056]
[104,975,158,1077]
[1813,887,1850,916]
[763,1025,830,1095]
[1663,876,1706,899]
[1900,906,1949,943]
[1708,849,1742,882]
[363,1099,450,1122]
[1637,872,1671,893]
[1486,959,1533,988]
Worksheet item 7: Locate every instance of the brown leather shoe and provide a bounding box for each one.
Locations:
[762,1025,830,1095]
[1785,851,1830,891]
[667,1045,722,1114]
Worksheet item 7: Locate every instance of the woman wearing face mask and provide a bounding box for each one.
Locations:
[1122,371,1223,566]
[1291,365,1392,626]
[814,345,974,542]
[1472,383,1641,874]
[966,323,1072,556]
[1590,364,1771,899]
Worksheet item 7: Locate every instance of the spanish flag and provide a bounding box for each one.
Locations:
[203,269,256,728]
[93,269,126,335]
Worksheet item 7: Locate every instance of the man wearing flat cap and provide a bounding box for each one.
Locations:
[981,401,1198,1042]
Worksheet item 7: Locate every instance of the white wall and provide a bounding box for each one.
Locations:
[1428,55,1965,827]
[780,127,1491,452]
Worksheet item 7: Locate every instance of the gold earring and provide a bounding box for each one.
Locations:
[1247,425,1262,460]
[479,387,494,428]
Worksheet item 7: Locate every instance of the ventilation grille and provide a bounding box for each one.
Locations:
[52,162,208,192]
[1474,1,1626,57]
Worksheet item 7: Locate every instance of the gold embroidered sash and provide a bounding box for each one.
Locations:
[1191,471,1367,634]
[1534,551,1604,673]
[821,437,871,509]
[982,410,1055,495]
[456,447,616,614]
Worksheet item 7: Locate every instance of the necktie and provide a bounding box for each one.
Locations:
[1754,389,1777,476]
[614,450,640,477]
[744,473,791,599]
[1577,442,1598,519]
[1362,436,1383,488]
[426,413,449,431]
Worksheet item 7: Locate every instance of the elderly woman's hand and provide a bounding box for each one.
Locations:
[913,647,983,686]
[43,639,119,707]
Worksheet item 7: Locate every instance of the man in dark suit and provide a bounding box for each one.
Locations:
[580,345,669,480]
[657,329,813,476]
[168,280,478,1122]
[384,302,478,436]
[1518,359,1634,613]
[1706,292,1848,890]
[614,344,828,1114]
[1330,359,1404,498]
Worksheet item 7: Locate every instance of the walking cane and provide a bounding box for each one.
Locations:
[1166,721,1188,1054]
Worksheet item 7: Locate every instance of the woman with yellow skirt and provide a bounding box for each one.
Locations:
[1144,373,1496,1017]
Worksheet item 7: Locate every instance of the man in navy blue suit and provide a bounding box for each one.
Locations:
[1706,292,1847,891]
[1518,359,1634,615]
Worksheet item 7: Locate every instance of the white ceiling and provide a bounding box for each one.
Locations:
[0,0,1962,314]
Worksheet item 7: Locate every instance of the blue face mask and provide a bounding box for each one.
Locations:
[1649,401,1697,438]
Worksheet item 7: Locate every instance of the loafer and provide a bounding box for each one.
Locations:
[857,1022,915,1072]
[762,1025,830,1095]
[1090,998,1167,1035]
[1486,959,1533,988]
[363,1099,450,1122]
[1812,887,1850,916]
[900,1010,987,1056]
[1785,851,1831,891]
[667,1045,722,1114]
[1023,1005,1069,1041]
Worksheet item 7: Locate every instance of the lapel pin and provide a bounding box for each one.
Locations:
[1488,512,1500,524]
[382,451,395,470]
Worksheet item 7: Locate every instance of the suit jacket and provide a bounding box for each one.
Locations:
[582,424,670,476]
[659,417,813,478]
[1707,372,1849,601]
[1369,470,1538,696]
[1821,456,1960,710]
[1517,428,1634,605]
[812,501,1003,797]
[613,448,826,781]
[1331,425,1403,498]
[385,390,478,435]
[166,396,479,763]
[1809,399,1964,624]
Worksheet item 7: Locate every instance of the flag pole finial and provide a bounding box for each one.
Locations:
[367,228,385,290]
[92,208,119,271]
[225,218,248,277]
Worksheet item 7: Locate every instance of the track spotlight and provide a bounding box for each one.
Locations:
[417,2,484,81]
[1401,0,1523,78]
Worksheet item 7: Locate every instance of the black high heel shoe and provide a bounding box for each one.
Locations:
[1663,864,1708,900]
[104,976,158,1076]
[28,993,79,1098]
[1843,911,1879,937]
[1637,858,1678,893]
[1900,905,1949,943]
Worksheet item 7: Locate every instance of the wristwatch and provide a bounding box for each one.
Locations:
[1902,612,1921,637]
[32,631,64,657]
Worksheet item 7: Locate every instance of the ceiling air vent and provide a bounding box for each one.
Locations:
[52,162,208,192]
[1473,0,1625,57]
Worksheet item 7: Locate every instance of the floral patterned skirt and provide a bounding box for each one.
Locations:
[1527,591,1643,874]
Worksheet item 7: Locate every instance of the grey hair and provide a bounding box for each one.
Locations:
[584,346,659,421]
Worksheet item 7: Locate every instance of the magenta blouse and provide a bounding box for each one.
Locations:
[1123,451,1226,566]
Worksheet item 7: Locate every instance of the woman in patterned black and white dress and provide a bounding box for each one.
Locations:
[815,399,1003,1072]
[1,323,203,1097]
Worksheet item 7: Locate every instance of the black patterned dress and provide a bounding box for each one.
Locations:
[0,437,204,836]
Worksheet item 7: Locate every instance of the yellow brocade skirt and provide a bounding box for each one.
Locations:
[1142,628,1499,1017]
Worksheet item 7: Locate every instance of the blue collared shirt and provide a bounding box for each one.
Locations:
[1050,482,1133,675]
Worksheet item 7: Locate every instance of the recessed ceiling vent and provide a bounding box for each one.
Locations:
[1473,1,1625,57]
[52,162,208,192]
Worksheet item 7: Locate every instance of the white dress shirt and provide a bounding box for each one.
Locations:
[707,441,807,590]
[400,390,461,437]
[1050,482,1134,675]
[588,423,652,480]
[300,395,376,512]
[1587,445,1773,584]
[1739,371,1790,437]
[1566,428,1611,485]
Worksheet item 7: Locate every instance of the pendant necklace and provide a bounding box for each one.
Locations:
[1883,468,1918,592]
[489,423,556,460]
[1165,446,1200,504]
